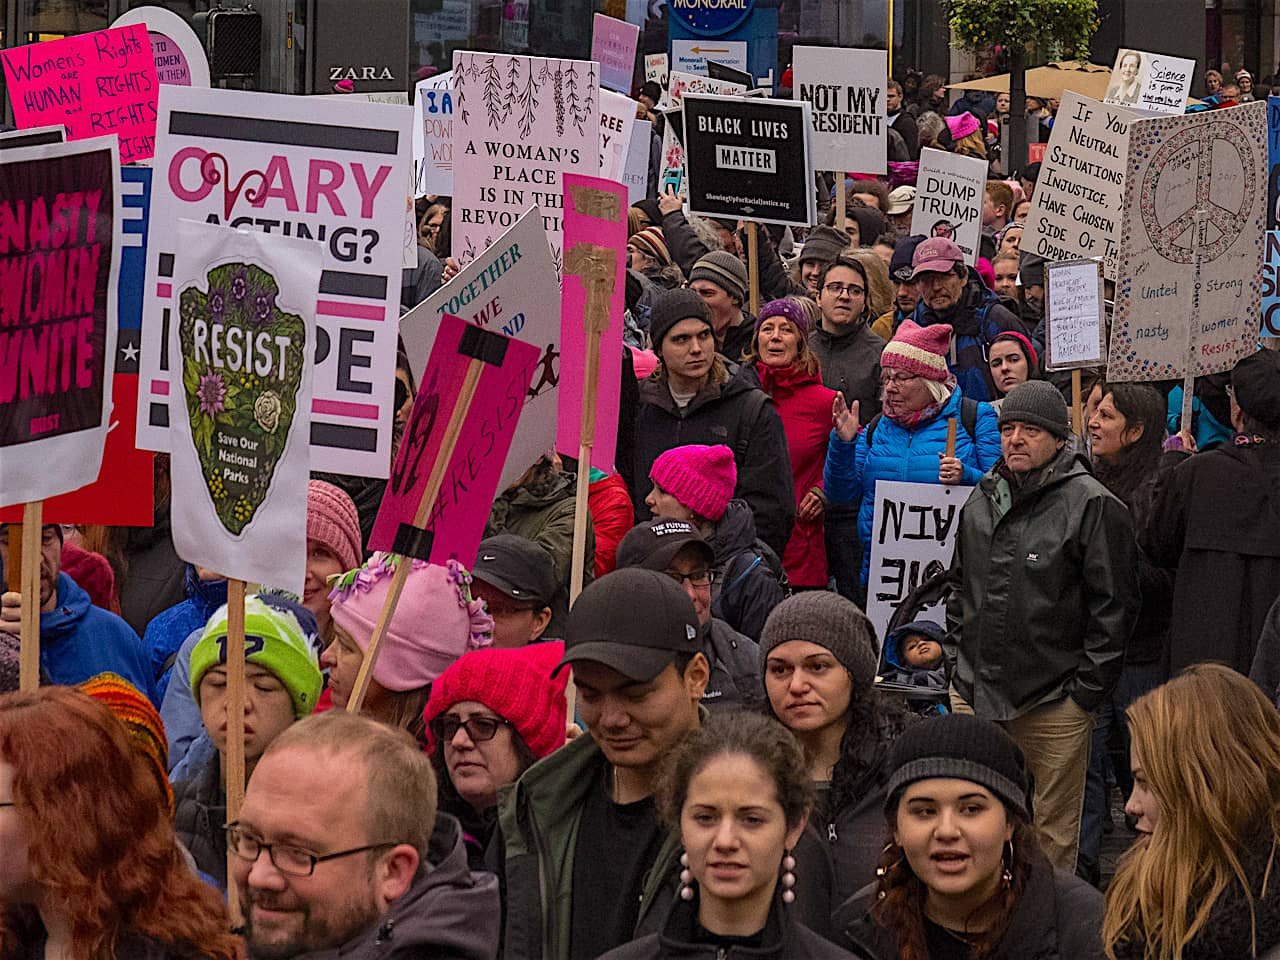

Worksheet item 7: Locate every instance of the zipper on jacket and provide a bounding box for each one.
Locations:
[829,823,838,842]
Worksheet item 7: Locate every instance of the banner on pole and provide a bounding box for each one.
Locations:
[791,46,887,175]
[911,147,987,264]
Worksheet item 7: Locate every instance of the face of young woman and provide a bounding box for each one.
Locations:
[200,663,297,764]
[764,640,852,737]
[319,623,366,709]
[894,778,1013,905]
[441,700,523,812]
[1088,392,1142,461]
[1125,742,1161,835]
[681,753,805,907]
[988,340,1028,396]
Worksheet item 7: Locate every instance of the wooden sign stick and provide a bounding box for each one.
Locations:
[18,503,42,693]
[834,176,847,235]
[225,576,247,927]
[945,418,958,459]
[1180,211,1209,437]
[1071,369,1084,437]
[347,358,487,715]
[746,221,761,316]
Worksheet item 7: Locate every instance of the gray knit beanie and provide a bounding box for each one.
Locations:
[997,380,1070,440]
[759,592,878,691]
[689,250,749,304]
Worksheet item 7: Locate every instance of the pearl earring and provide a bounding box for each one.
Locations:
[781,851,797,904]
[679,852,694,901]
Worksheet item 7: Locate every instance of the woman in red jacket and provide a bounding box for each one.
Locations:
[746,298,839,589]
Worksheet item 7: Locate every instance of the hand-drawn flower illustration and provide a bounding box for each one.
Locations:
[254,391,282,433]
[253,291,275,323]
[231,267,249,301]
[197,371,227,417]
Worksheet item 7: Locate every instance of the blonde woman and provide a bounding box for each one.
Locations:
[1104,664,1280,959]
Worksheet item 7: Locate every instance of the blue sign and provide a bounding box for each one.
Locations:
[118,166,152,373]
[668,0,755,36]
[1268,96,1280,230]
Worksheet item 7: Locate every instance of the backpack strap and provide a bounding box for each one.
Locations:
[732,388,769,466]
[864,413,883,448]
[960,396,978,443]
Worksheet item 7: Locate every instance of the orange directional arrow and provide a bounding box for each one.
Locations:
[690,46,731,54]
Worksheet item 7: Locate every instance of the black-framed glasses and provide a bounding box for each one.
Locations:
[666,568,714,588]
[225,822,396,878]
[0,802,14,807]
[430,714,512,745]
[823,282,865,298]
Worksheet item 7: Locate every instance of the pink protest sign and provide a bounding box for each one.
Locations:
[556,173,626,472]
[591,14,640,95]
[370,314,540,564]
[2,24,159,163]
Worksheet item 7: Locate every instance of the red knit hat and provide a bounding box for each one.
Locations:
[880,319,953,382]
[422,641,569,758]
[649,444,737,522]
[307,480,363,572]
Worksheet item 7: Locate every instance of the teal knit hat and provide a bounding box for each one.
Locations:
[190,594,324,719]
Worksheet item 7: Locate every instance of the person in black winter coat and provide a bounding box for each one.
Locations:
[632,288,796,560]
[600,711,857,960]
[837,714,1105,960]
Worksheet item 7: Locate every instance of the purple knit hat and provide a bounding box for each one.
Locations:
[650,444,737,522]
[756,298,811,337]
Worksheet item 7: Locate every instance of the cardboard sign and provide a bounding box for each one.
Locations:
[137,86,413,479]
[399,208,561,490]
[1108,102,1267,382]
[1103,49,1194,116]
[2,25,160,164]
[599,90,637,180]
[113,6,211,87]
[911,147,987,264]
[414,72,454,197]
[792,46,887,175]
[682,93,815,227]
[592,14,640,94]
[370,313,539,560]
[169,220,320,594]
[1025,93,1135,280]
[452,52,600,273]
[557,175,626,471]
[1262,231,1280,337]
[1045,259,1107,371]
[1268,96,1280,231]
[0,138,120,508]
[866,480,970,647]
[624,118,652,204]
[0,126,65,149]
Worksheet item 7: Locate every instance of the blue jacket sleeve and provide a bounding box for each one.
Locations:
[824,428,865,503]
[160,627,206,772]
[960,403,1002,484]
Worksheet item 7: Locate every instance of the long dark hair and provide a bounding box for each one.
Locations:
[828,690,913,816]
[1091,382,1166,524]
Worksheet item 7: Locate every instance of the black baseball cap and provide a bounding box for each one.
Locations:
[555,569,701,682]
[471,534,557,609]
[616,519,715,573]
[890,235,926,283]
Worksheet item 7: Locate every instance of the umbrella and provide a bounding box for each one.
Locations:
[949,60,1113,102]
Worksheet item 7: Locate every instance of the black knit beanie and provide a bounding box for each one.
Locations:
[649,287,712,352]
[997,380,1070,440]
[884,714,1033,820]
[759,592,878,692]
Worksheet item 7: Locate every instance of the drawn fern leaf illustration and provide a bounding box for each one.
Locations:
[516,58,539,139]
[482,57,503,129]
[503,56,520,123]
[553,65,565,137]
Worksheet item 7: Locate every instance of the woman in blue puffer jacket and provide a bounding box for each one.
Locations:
[825,320,1001,589]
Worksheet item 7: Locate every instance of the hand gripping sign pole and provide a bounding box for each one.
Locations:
[225,577,246,926]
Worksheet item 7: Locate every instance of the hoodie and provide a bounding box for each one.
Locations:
[41,573,155,704]
[143,566,228,703]
[705,500,788,641]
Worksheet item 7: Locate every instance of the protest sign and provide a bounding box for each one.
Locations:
[137,86,412,479]
[1103,49,1194,116]
[1108,102,1267,382]
[706,60,754,88]
[398,208,561,490]
[168,220,320,595]
[1268,96,1280,231]
[114,6,211,87]
[0,126,64,149]
[592,14,640,94]
[452,52,599,272]
[791,46,887,175]
[414,72,454,197]
[369,313,538,560]
[645,53,669,92]
[865,480,970,646]
[2,25,159,163]
[682,93,815,227]
[558,175,626,471]
[911,147,987,263]
[1045,259,1107,370]
[1263,231,1280,337]
[599,90,637,180]
[1024,92,1135,279]
[624,118,651,203]
[0,137,121,508]
[666,70,744,108]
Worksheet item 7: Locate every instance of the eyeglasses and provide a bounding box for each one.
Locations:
[823,282,865,298]
[0,802,14,808]
[225,823,397,878]
[430,714,512,745]
[880,373,921,386]
[666,568,714,588]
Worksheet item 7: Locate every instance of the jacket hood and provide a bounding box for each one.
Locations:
[884,620,946,670]
[705,499,759,559]
[41,574,92,644]
[184,565,229,618]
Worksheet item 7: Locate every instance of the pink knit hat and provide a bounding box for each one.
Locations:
[650,444,737,521]
[307,480,363,572]
[328,554,494,692]
[880,319,953,382]
[945,112,980,142]
[422,641,569,758]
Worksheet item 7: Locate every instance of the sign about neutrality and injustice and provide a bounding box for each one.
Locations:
[1024,92,1135,280]
[911,147,987,264]
[452,52,599,273]
[1108,102,1267,382]
[136,86,413,479]
[2,25,160,164]
[0,137,121,508]
[791,46,887,175]
[681,93,815,226]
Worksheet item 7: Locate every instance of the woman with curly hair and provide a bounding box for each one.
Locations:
[1103,664,1280,959]
[0,687,241,960]
[836,714,1104,959]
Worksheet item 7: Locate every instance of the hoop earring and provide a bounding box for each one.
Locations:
[1002,839,1014,886]
[679,852,694,901]
[780,849,797,903]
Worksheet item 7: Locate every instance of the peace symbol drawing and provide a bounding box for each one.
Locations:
[1138,119,1257,264]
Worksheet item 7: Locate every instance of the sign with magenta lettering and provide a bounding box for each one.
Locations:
[137,86,413,479]
[0,137,121,507]
[369,313,539,563]
[1,25,159,164]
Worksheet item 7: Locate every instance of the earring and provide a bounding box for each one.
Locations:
[679,852,694,901]
[876,842,906,900]
[1002,840,1014,886]
[780,851,797,904]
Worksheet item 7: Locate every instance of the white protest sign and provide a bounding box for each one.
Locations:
[866,480,970,646]
[168,220,320,594]
[114,6,211,87]
[671,39,748,77]
[667,70,745,108]
[137,86,413,479]
[1104,49,1194,116]
[414,72,454,197]
[792,46,887,174]
[911,147,987,264]
[1108,102,1267,382]
[397,208,561,489]
[600,90,637,180]
[624,117,651,203]
[1025,92,1135,280]
[1045,259,1106,371]
[645,53,669,97]
[452,52,599,273]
